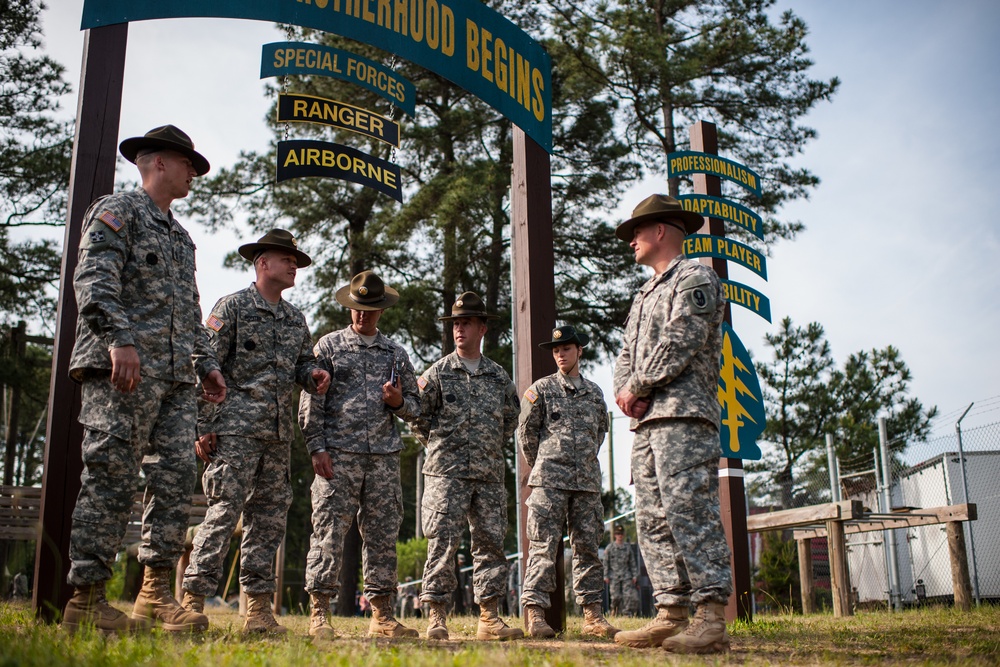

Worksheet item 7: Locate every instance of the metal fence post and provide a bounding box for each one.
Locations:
[955,403,981,606]
[878,417,902,611]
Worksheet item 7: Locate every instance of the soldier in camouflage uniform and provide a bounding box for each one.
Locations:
[612,195,732,654]
[603,524,638,616]
[180,230,330,634]
[62,126,227,634]
[414,292,523,641]
[517,325,618,639]
[300,271,421,640]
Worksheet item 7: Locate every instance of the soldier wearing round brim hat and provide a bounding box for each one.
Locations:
[614,194,704,242]
[438,291,500,321]
[604,523,639,617]
[119,124,211,177]
[300,270,420,640]
[238,229,312,268]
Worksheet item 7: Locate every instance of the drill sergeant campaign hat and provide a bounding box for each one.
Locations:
[238,229,312,267]
[438,291,499,321]
[335,270,399,311]
[119,124,211,176]
[613,524,625,536]
[538,325,590,349]
[615,193,704,242]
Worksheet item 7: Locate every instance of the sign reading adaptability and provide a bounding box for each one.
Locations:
[277,140,402,202]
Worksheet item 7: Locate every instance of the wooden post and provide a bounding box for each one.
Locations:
[34,23,128,622]
[510,126,559,630]
[826,518,851,617]
[797,538,814,614]
[689,121,751,623]
[946,521,972,611]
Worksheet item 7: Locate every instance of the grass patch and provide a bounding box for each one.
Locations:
[1,601,998,666]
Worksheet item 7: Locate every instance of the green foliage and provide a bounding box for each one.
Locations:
[754,530,799,614]
[396,536,428,583]
[0,328,52,486]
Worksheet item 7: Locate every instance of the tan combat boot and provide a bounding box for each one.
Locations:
[581,602,619,639]
[662,602,730,654]
[308,593,336,640]
[524,604,555,638]
[614,604,688,648]
[243,592,288,635]
[180,590,205,614]
[426,601,449,640]
[368,595,419,638]
[476,597,524,641]
[62,582,150,635]
[132,567,209,632]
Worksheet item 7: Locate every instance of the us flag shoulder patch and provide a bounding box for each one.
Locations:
[206,315,225,332]
[98,210,124,232]
[417,376,428,390]
[524,388,539,404]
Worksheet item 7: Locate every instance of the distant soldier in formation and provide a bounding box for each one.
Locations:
[180,229,330,634]
[603,524,638,616]
[517,325,618,639]
[612,195,732,654]
[62,125,227,634]
[300,271,421,640]
[414,292,523,641]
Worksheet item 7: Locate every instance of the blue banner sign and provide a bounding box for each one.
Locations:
[721,279,771,323]
[278,94,400,147]
[717,323,764,460]
[81,0,553,151]
[276,139,402,202]
[677,194,763,240]
[682,234,767,281]
[263,42,416,117]
[667,151,762,198]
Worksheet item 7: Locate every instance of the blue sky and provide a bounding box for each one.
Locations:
[39,1,1000,493]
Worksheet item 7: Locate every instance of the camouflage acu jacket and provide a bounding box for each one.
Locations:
[516,371,608,492]
[69,188,218,384]
[613,255,725,430]
[413,352,519,483]
[299,326,419,455]
[195,284,319,441]
[603,541,637,580]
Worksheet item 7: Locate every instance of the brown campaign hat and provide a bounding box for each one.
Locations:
[615,194,704,242]
[238,229,312,267]
[613,524,625,535]
[335,271,399,311]
[439,291,499,321]
[119,125,210,176]
[539,325,590,349]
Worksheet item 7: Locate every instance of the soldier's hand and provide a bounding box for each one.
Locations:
[604,577,610,585]
[201,369,227,404]
[616,388,650,418]
[195,433,217,463]
[312,369,331,395]
[312,451,334,479]
[382,381,404,410]
[110,345,141,393]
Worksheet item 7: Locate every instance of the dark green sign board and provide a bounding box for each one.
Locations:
[667,151,762,198]
[683,234,766,281]
[721,279,771,323]
[277,139,402,202]
[717,323,764,460]
[81,0,553,151]
[262,42,416,117]
[677,194,763,240]
[278,93,400,147]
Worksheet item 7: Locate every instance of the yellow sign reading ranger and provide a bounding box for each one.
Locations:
[278,93,400,147]
[277,139,402,202]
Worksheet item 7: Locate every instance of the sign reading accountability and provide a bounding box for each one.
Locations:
[278,93,400,147]
[277,139,402,202]
[677,194,763,240]
[263,42,416,117]
[717,322,764,460]
[667,151,762,198]
[81,0,553,151]
[721,279,771,323]
[683,234,767,281]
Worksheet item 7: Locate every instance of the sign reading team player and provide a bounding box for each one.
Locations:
[677,194,763,241]
[81,0,553,151]
[277,139,402,202]
[717,322,764,460]
[278,93,400,147]
[668,151,762,198]
[263,42,416,117]
[721,279,771,323]
[683,235,767,281]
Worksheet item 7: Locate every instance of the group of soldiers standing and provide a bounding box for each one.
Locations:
[58,125,733,655]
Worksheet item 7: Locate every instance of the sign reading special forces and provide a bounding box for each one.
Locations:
[277,140,402,202]
[717,322,764,460]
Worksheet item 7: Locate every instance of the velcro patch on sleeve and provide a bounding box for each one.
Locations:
[524,388,539,404]
[417,376,428,390]
[206,315,225,332]
[98,210,124,233]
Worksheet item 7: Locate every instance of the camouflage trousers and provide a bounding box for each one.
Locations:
[305,449,401,599]
[608,577,638,615]
[520,487,604,609]
[68,376,197,586]
[632,420,733,607]
[420,475,507,606]
[183,436,291,595]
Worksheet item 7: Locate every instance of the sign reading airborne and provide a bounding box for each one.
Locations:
[277,140,402,202]
[81,0,553,151]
